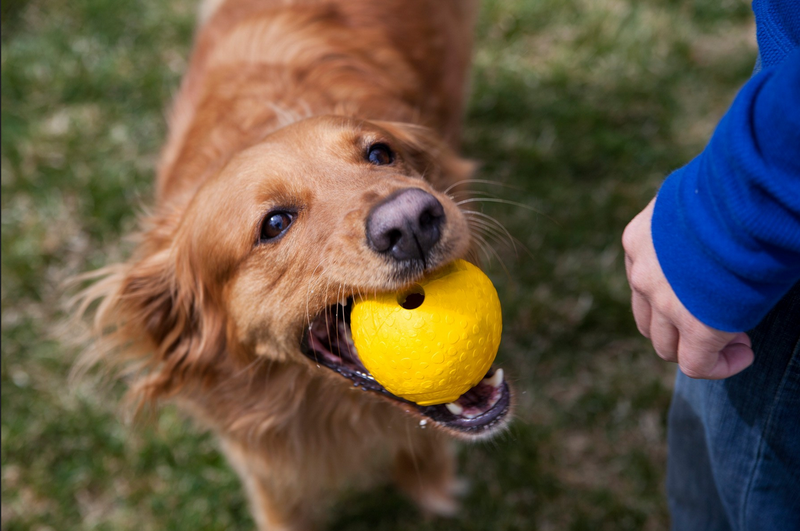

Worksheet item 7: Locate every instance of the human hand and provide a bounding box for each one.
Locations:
[622,199,755,379]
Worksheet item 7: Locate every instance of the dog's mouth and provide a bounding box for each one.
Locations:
[302,297,511,436]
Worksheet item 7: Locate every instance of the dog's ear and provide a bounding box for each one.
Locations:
[80,212,233,405]
[374,121,476,191]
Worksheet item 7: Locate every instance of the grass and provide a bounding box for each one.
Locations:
[1,0,756,529]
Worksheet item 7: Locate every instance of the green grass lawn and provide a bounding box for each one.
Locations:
[1,0,756,529]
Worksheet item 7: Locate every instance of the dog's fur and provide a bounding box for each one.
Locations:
[79,1,498,529]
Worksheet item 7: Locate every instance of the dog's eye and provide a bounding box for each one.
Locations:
[366,143,394,166]
[260,211,294,242]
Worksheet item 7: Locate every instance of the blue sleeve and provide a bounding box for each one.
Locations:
[651,47,800,332]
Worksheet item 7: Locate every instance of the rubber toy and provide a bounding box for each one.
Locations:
[350,259,502,406]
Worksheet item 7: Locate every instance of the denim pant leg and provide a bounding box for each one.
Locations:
[667,282,800,531]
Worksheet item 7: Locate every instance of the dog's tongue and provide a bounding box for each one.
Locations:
[442,368,505,418]
[308,303,363,369]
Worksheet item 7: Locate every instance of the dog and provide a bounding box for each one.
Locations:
[79,0,511,529]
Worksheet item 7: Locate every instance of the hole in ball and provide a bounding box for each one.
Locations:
[398,285,425,310]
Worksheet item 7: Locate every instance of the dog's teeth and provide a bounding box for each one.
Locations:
[339,297,347,306]
[445,402,464,416]
[486,390,501,409]
[484,368,504,389]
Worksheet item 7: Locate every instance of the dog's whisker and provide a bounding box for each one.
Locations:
[466,216,509,242]
[322,277,333,357]
[457,197,560,230]
[446,189,501,203]
[222,353,268,386]
[470,231,492,256]
[465,245,483,266]
[334,283,344,353]
[405,422,424,493]
[463,210,515,241]
[442,178,471,195]
[465,215,516,252]
[469,233,495,264]
[465,210,541,262]
[304,260,330,368]
[469,223,513,256]
[456,197,541,213]
[468,223,523,267]
[470,233,512,279]
[304,260,327,329]
[466,219,511,252]
[442,178,524,195]
[474,233,508,268]
[446,188,501,198]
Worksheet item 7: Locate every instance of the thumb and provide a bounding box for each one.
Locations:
[707,332,754,380]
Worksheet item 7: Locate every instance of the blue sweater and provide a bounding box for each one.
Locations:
[651,0,800,332]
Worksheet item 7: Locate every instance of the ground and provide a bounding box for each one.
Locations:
[1,0,756,529]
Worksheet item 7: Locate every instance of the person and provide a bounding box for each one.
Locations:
[621,1,800,530]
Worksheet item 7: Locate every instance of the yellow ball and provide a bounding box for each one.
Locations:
[350,260,502,406]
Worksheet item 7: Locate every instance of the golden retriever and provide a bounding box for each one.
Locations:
[79,0,511,529]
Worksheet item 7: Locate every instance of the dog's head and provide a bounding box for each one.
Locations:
[95,116,510,438]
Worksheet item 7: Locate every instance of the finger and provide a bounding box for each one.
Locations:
[706,333,754,379]
[631,291,652,338]
[729,331,752,349]
[710,341,755,379]
[622,220,637,256]
[677,331,751,379]
[649,312,679,362]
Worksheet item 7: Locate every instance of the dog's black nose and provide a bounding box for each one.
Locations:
[366,188,445,262]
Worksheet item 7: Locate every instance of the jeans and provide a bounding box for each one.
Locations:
[667,282,800,531]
